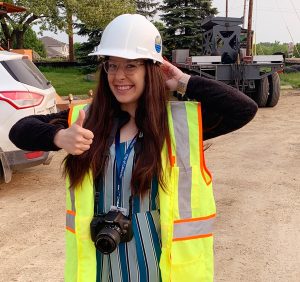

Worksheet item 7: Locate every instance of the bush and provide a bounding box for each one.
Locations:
[280,72,300,88]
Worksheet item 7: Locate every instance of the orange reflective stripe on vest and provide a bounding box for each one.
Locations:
[66,188,76,234]
[173,213,216,241]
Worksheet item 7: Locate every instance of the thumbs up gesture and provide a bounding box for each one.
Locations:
[54,110,94,155]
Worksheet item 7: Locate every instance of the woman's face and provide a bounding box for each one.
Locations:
[106,57,146,112]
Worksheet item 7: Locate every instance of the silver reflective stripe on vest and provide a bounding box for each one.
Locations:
[170,102,190,168]
[173,215,215,240]
[170,102,192,218]
[83,104,90,117]
[66,188,76,232]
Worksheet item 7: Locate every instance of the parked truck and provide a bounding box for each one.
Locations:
[172,16,284,107]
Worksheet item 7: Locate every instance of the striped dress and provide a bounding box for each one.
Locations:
[94,139,162,282]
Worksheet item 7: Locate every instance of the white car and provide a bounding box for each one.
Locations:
[0,51,57,183]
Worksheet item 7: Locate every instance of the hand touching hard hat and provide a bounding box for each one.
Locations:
[161,59,191,92]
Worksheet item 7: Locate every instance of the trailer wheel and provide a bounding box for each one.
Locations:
[266,72,280,107]
[253,77,269,107]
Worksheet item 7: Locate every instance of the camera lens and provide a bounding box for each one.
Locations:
[95,227,121,254]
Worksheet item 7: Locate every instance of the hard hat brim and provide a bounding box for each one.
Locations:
[88,48,163,63]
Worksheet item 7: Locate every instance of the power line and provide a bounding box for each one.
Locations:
[254,0,258,55]
[289,0,300,24]
[275,0,300,56]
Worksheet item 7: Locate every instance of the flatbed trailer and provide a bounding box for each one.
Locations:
[172,16,284,107]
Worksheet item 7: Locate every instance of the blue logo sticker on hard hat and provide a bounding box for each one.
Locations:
[155,35,162,53]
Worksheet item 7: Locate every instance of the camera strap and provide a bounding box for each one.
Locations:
[115,129,138,208]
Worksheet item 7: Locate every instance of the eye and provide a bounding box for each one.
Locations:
[108,62,118,71]
[125,63,138,70]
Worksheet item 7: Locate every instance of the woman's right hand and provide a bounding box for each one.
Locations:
[54,110,94,155]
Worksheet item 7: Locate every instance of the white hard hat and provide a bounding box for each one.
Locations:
[89,14,163,63]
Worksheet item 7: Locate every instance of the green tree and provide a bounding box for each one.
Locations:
[21,27,46,57]
[72,23,103,65]
[255,42,288,56]
[136,0,159,18]
[0,0,63,50]
[0,25,4,48]
[0,0,135,57]
[160,0,217,58]
[75,0,136,29]
[293,43,300,58]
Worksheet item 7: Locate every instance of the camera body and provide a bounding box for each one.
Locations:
[90,210,133,254]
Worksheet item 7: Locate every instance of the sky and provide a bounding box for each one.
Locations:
[36,0,300,44]
[213,0,300,44]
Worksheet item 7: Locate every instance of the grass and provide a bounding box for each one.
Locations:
[279,72,300,88]
[39,67,98,97]
[39,66,300,97]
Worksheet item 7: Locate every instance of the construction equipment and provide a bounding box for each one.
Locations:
[172,16,284,107]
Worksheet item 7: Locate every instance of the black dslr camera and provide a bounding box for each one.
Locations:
[90,210,133,254]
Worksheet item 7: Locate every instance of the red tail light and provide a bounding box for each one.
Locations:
[24,151,44,159]
[0,91,44,109]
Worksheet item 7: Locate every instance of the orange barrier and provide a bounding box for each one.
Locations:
[55,93,92,111]
[10,49,33,61]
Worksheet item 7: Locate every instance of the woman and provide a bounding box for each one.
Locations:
[9,14,257,282]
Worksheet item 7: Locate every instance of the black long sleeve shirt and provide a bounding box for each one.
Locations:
[9,76,258,152]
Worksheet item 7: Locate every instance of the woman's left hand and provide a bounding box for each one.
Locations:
[160,59,188,91]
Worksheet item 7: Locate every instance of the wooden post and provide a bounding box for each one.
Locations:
[226,0,228,18]
[243,0,247,28]
[66,8,74,62]
[246,0,253,56]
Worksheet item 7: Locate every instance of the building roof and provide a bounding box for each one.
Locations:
[40,36,67,47]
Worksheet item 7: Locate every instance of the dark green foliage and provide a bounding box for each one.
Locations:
[22,28,46,58]
[293,43,300,58]
[255,41,300,58]
[136,0,159,18]
[0,26,4,48]
[160,0,217,58]
[73,23,102,65]
[255,41,288,56]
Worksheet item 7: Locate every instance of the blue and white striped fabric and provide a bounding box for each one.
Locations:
[95,140,162,282]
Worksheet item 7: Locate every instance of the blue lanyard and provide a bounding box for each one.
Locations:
[115,129,137,208]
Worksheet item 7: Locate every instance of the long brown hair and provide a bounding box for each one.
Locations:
[63,60,170,196]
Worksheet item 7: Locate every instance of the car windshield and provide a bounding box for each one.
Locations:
[1,59,51,90]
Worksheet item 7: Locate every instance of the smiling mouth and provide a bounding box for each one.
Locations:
[116,85,133,91]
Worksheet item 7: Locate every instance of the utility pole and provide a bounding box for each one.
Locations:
[246,0,253,56]
[243,0,247,28]
[226,0,228,17]
[66,7,74,62]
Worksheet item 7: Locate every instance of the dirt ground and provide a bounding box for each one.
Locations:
[0,90,299,282]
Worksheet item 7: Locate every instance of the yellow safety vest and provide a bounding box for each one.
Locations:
[65,102,216,282]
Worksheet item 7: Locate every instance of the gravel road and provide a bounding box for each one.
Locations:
[0,90,299,282]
